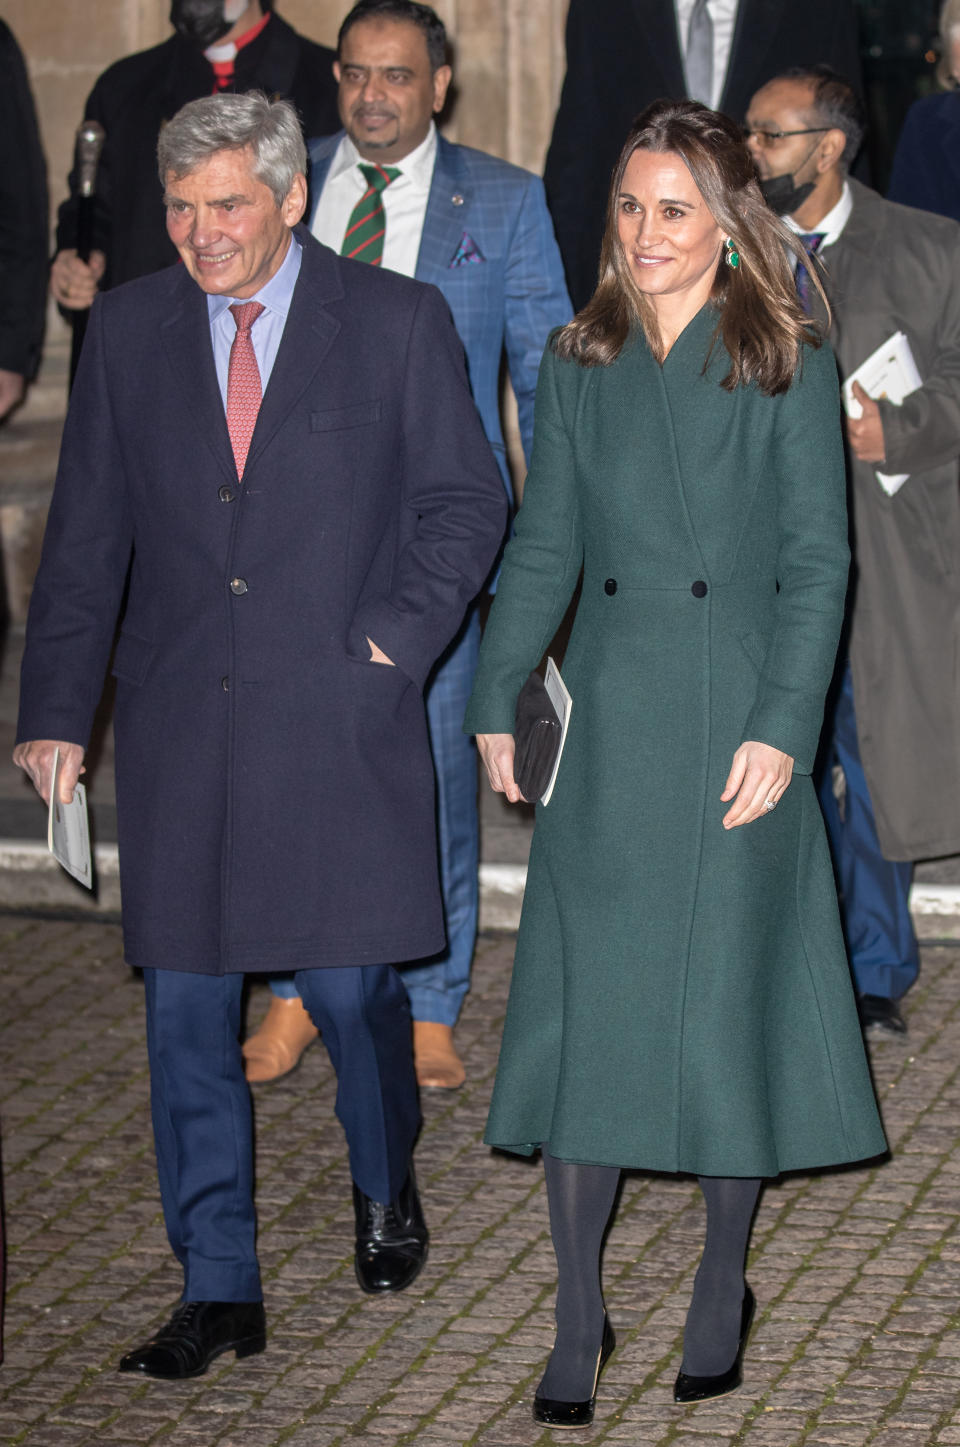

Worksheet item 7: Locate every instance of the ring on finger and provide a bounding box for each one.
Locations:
[763,798,776,812]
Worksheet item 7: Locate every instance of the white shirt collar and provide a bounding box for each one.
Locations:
[783,180,853,249]
[327,120,438,193]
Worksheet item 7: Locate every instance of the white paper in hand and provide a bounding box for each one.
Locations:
[540,657,573,807]
[842,331,922,496]
[47,747,93,888]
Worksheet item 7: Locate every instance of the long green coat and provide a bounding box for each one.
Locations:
[464,306,887,1177]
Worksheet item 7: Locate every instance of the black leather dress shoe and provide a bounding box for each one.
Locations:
[353,1170,428,1293]
[858,994,908,1041]
[533,1315,616,1428]
[118,1300,266,1379]
[674,1285,755,1404]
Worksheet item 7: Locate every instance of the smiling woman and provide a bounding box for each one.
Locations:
[465,98,885,1427]
[554,99,826,386]
[615,150,725,343]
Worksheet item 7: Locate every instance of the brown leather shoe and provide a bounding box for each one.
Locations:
[242,995,318,1083]
[413,1020,465,1090]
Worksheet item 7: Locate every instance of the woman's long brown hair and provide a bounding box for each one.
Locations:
[553,99,827,396]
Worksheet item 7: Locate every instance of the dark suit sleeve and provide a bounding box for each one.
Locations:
[502,175,572,465]
[0,21,48,377]
[17,295,134,746]
[351,284,507,689]
[887,102,942,215]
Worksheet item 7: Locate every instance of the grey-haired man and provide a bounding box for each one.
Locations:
[15,91,505,1378]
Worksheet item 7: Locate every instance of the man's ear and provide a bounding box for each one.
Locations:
[432,64,452,115]
[283,172,308,227]
[817,127,848,175]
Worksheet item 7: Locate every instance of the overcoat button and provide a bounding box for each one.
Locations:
[218,485,236,503]
[220,675,230,691]
[230,577,248,595]
[691,580,708,598]
[604,578,618,595]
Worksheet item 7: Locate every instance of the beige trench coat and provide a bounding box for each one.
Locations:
[811,178,960,861]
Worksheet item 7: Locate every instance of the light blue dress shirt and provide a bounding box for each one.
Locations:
[207,234,303,407]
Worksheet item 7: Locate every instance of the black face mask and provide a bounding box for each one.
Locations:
[758,172,816,217]
[170,0,234,49]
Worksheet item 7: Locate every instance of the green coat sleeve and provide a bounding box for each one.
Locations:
[464,347,584,734]
[742,340,850,773]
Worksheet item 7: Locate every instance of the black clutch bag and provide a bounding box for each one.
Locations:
[514,670,562,803]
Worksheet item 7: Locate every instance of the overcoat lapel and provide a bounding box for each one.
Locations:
[816,182,886,364]
[656,319,711,577]
[246,233,344,471]
[415,137,470,280]
[160,268,237,485]
[659,307,763,582]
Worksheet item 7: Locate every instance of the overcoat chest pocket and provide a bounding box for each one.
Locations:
[111,630,156,686]
[310,400,382,432]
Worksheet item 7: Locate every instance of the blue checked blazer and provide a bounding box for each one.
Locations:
[308,131,572,497]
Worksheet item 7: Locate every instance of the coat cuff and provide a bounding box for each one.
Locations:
[741,694,824,777]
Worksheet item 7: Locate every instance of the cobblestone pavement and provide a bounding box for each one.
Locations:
[2,919,960,1446]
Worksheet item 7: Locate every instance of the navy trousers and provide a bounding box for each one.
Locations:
[816,663,919,1001]
[144,963,420,1302]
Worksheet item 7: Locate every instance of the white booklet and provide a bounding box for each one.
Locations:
[47,747,93,889]
[842,330,922,497]
[540,656,573,807]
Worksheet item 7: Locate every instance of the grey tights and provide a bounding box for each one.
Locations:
[538,1147,620,1400]
[539,1151,762,1395]
[682,1175,762,1375]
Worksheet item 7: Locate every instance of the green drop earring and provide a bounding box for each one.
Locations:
[725,238,740,269]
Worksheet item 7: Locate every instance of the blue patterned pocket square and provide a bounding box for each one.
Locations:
[450,232,485,267]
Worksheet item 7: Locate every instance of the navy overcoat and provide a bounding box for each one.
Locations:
[18,229,506,974]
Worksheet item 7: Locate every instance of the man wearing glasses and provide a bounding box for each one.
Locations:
[746,66,960,1044]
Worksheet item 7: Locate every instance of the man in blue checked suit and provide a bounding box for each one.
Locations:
[241,0,571,1089]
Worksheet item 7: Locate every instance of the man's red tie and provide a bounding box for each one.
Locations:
[226,301,264,478]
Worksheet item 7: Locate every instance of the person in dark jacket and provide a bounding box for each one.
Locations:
[887,0,960,221]
[15,92,505,1382]
[544,0,863,310]
[49,1,338,316]
[0,19,48,420]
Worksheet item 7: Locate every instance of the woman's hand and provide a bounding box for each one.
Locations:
[721,740,793,829]
[477,732,523,803]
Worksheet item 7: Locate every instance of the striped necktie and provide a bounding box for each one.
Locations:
[340,163,401,265]
[796,232,825,314]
